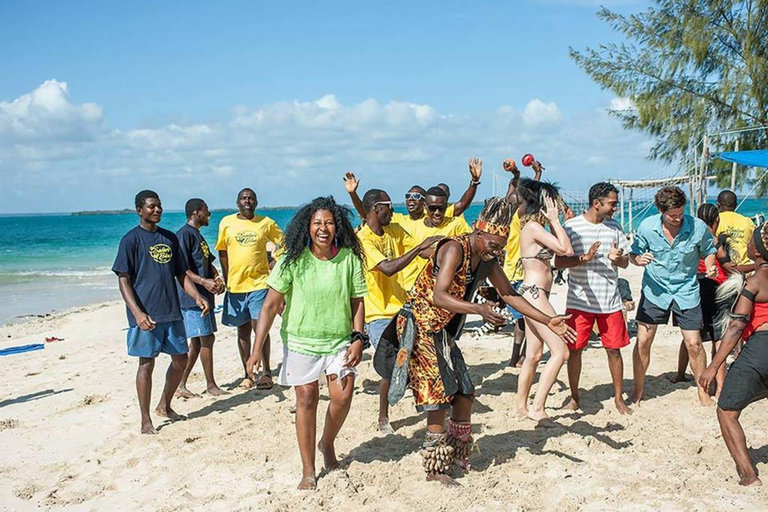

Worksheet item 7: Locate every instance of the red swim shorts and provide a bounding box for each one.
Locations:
[565,308,630,351]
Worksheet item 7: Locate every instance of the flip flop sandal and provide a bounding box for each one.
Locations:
[256,375,274,390]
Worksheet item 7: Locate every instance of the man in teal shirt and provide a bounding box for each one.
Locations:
[629,186,717,406]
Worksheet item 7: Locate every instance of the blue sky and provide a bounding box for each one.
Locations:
[0,0,659,213]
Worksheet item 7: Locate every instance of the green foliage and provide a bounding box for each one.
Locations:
[570,0,768,196]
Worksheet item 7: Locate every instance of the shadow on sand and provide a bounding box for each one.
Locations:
[0,388,73,408]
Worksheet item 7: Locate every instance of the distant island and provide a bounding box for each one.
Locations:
[71,209,135,216]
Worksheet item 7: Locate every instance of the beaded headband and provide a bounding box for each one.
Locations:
[474,220,510,238]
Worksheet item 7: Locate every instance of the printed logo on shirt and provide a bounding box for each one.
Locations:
[149,244,172,264]
[234,230,260,247]
[201,239,211,259]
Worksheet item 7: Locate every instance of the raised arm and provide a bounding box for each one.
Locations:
[451,157,482,216]
[531,196,573,256]
[343,172,366,219]
[502,159,521,203]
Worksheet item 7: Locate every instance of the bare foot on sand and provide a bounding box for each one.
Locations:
[698,390,715,406]
[740,475,762,487]
[628,391,643,406]
[140,420,158,435]
[175,386,199,399]
[426,473,460,487]
[318,440,340,471]
[516,405,529,419]
[238,377,255,390]
[378,418,395,434]
[669,373,691,384]
[528,410,559,428]
[615,399,633,415]
[154,406,187,421]
[297,475,317,490]
[205,385,229,397]
[561,397,580,411]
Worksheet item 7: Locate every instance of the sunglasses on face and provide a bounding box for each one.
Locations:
[405,192,423,201]
[427,204,447,212]
[373,201,393,210]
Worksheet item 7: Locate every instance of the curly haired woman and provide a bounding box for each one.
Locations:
[245,196,368,491]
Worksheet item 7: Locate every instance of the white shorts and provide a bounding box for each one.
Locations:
[278,344,358,387]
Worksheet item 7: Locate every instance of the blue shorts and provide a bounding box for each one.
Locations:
[182,307,217,338]
[505,280,525,321]
[127,320,188,358]
[365,318,392,350]
[222,289,268,327]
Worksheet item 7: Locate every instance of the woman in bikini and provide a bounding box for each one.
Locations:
[700,221,768,487]
[514,178,574,427]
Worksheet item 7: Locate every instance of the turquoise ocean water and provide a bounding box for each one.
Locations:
[1,199,765,324]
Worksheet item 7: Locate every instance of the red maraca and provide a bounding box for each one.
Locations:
[521,154,535,167]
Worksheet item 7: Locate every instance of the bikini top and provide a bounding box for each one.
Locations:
[521,247,555,262]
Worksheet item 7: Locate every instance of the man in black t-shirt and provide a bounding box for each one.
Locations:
[175,198,227,398]
[112,190,210,435]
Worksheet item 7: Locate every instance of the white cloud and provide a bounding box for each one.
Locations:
[522,99,562,126]
[0,80,659,213]
[0,79,104,142]
[610,96,636,111]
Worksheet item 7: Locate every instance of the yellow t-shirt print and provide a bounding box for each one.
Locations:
[201,239,211,259]
[215,214,284,293]
[149,243,172,264]
[234,230,260,246]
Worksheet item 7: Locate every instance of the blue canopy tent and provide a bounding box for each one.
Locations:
[712,149,768,168]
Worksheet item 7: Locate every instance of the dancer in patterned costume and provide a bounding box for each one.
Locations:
[374,196,576,486]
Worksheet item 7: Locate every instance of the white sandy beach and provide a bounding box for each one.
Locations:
[1,266,766,511]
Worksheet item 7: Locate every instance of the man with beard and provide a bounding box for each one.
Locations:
[175,198,227,398]
[554,183,633,415]
[216,188,284,389]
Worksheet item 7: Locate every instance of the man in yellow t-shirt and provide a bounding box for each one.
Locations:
[716,190,755,266]
[400,187,472,290]
[216,188,284,389]
[357,188,441,433]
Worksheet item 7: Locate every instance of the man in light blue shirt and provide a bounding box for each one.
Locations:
[629,186,717,406]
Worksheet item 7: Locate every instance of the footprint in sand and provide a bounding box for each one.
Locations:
[77,394,109,407]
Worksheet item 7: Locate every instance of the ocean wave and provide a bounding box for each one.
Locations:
[0,267,112,279]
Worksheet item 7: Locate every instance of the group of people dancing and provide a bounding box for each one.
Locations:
[112,157,768,489]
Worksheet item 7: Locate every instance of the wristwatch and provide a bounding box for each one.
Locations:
[350,331,371,350]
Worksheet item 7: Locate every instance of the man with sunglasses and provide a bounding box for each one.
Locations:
[357,188,441,433]
[400,186,471,290]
